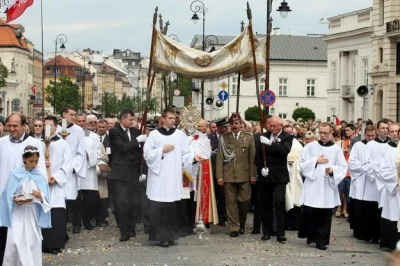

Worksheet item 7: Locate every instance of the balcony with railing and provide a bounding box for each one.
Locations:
[341,85,354,102]
[387,19,400,36]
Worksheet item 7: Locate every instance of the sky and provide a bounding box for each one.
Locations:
[1,0,373,58]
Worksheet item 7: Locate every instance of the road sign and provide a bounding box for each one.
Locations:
[219,81,228,90]
[172,96,185,108]
[12,98,21,107]
[260,90,276,107]
[218,90,229,101]
[174,89,180,96]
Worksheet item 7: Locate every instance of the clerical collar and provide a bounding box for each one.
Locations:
[157,127,176,136]
[318,140,334,147]
[374,136,390,143]
[50,135,60,141]
[58,122,74,129]
[361,139,368,145]
[388,140,398,148]
[10,133,28,143]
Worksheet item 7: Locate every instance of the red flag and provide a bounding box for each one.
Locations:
[31,84,36,95]
[334,116,340,126]
[6,0,34,23]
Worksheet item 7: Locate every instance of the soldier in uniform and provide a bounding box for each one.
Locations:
[216,114,256,237]
[208,117,229,226]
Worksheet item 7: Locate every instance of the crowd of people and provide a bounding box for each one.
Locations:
[0,104,399,265]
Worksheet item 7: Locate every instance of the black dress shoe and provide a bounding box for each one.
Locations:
[72,226,80,234]
[50,249,61,254]
[239,227,245,235]
[130,231,136,238]
[160,241,170,247]
[306,239,313,245]
[95,218,102,227]
[251,229,260,234]
[261,234,271,241]
[230,231,239,238]
[218,222,226,226]
[168,240,175,245]
[119,233,130,242]
[83,223,93,230]
[102,220,109,226]
[316,244,327,250]
[277,236,287,243]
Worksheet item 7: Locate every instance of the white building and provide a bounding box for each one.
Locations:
[190,34,328,122]
[323,8,373,122]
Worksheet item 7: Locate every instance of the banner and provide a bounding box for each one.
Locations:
[31,84,36,95]
[6,0,34,23]
[152,25,265,80]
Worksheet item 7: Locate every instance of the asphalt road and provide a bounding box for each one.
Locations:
[43,214,386,266]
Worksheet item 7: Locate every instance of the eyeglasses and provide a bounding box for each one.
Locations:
[34,125,43,128]
[88,121,98,124]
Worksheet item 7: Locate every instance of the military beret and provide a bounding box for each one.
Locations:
[146,120,158,131]
[215,117,229,127]
[228,113,242,124]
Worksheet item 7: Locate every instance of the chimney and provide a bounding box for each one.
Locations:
[272,28,281,35]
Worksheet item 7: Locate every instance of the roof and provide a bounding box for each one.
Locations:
[191,34,327,62]
[327,7,372,21]
[44,55,83,77]
[0,18,29,50]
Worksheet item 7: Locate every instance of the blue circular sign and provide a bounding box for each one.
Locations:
[218,90,229,101]
[260,90,276,107]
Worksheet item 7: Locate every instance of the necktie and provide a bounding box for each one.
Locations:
[125,129,130,141]
[273,134,278,143]
[234,133,238,140]
[99,136,103,143]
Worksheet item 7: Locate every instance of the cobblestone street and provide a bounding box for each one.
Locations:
[43,214,385,266]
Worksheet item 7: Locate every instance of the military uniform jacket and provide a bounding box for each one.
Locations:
[216,131,256,183]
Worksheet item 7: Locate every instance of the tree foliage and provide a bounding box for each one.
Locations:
[100,92,119,117]
[244,106,260,121]
[0,62,8,89]
[45,76,80,115]
[292,107,316,122]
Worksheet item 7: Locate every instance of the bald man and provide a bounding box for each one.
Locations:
[197,120,208,134]
[255,116,293,243]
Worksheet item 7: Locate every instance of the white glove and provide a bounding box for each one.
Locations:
[139,174,147,182]
[136,134,148,143]
[261,167,269,177]
[260,136,271,145]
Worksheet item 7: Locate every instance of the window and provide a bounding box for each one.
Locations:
[278,78,288,96]
[55,68,60,75]
[306,79,316,96]
[279,113,287,119]
[397,43,400,74]
[379,0,384,26]
[379,47,383,63]
[332,62,337,89]
[232,77,237,95]
[363,58,369,84]
[352,61,356,87]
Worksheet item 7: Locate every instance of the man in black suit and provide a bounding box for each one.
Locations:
[108,109,148,241]
[208,117,229,226]
[255,116,293,243]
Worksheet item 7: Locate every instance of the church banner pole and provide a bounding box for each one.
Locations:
[235,21,245,114]
[247,2,267,167]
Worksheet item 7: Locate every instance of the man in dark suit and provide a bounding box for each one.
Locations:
[255,116,293,243]
[208,117,229,226]
[108,109,148,241]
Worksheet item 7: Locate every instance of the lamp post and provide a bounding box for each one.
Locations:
[190,0,207,117]
[205,35,218,52]
[53,34,67,114]
[168,34,180,42]
[76,58,91,112]
[264,0,291,116]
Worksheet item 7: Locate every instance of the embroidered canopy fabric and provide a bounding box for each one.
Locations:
[152,26,265,80]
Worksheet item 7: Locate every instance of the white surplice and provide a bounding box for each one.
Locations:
[3,179,51,266]
[48,138,72,208]
[285,138,304,210]
[79,131,101,191]
[376,142,400,222]
[348,140,377,201]
[57,124,86,199]
[362,139,389,207]
[144,128,195,202]
[0,135,46,195]
[299,140,348,208]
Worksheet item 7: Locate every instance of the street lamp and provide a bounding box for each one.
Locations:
[53,34,67,114]
[264,0,291,115]
[168,34,180,42]
[205,35,218,52]
[190,0,207,117]
[76,58,91,112]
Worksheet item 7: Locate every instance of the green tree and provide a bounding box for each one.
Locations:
[292,107,316,122]
[245,106,260,121]
[101,92,119,117]
[0,61,8,89]
[168,74,193,106]
[45,76,80,115]
[119,93,135,111]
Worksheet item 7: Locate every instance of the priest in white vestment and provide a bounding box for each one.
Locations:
[362,120,390,243]
[0,113,46,264]
[144,108,201,248]
[348,125,376,241]
[376,123,400,251]
[57,106,86,234]
[298,122,347,251]
[42,116,72,254]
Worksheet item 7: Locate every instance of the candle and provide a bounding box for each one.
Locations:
[62,119,67,131]
[45,124,51,139]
